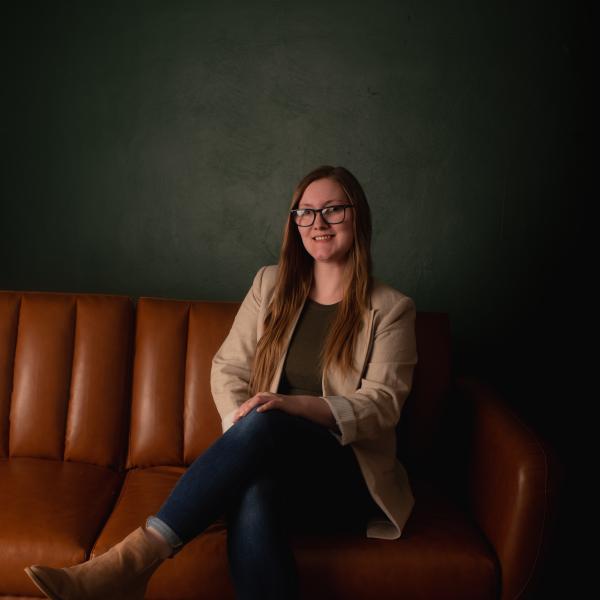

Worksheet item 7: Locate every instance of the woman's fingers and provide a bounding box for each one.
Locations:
[233,393,273,422]
[256,400,271,412]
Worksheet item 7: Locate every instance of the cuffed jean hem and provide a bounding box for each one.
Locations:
[146,515,185,558]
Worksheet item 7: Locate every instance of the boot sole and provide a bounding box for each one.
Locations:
[24,566,65,600]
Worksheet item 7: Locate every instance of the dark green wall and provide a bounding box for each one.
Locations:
[1,0,586,424]
[0,0,588,588]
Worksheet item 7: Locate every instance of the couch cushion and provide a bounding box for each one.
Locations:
[93,466,234,599]
[397,312,453,474]
[127,299,233,468]
[0,291,133,469]
[96,470,497,599]
[293,477,499,600]
[0,457,123,597]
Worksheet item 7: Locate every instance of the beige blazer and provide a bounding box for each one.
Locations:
[211,264,418,540]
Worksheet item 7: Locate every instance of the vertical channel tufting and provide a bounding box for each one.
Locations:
[0,293,21,458]
[64,295,133,469]
[63,296,79,461]
[183,301,236,464]
[180,302,191,464]
[127,298,190,468]
[9,294,76,459]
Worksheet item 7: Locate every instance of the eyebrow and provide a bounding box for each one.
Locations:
[298,200,341,208]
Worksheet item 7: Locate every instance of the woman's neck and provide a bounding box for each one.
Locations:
[309,261,349,304]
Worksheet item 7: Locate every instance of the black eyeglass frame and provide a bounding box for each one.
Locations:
[289,204,355,227]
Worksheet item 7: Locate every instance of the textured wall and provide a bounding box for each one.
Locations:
[0,0,586,512]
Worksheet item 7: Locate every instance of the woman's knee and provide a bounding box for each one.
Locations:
[229,406,336,482]
[232,404,296,442]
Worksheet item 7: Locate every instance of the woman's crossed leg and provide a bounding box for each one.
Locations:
[149,405,376,598]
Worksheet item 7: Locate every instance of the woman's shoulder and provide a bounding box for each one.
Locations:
[371,276,415,311]
[258,264,279,288]
[261,264,279,279]
[250,264,279,298]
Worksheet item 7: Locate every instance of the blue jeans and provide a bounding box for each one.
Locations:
[146,405,381,600]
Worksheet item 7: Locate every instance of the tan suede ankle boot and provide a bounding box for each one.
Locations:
[24,525,172,600]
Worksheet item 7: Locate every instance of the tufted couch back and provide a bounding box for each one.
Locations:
[126,298,239,468]
[0,292,133,470]
[0,291,451,475]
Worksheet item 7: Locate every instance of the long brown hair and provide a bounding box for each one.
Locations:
[247,165,373,396]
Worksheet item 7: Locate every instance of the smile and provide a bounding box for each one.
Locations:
[313,235,334,241]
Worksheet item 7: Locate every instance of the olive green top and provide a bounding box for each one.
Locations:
[278,298,340,396]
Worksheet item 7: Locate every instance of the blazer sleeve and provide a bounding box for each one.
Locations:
[211,265,267,434]
[320,295,418,446]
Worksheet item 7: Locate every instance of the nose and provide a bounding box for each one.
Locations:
[313,211,331,229]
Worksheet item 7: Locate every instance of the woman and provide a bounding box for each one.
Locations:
[25,165,418,600]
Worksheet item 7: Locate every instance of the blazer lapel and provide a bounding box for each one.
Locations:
[324,307,375,395]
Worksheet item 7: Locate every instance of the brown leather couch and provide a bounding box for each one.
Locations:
[0,290,563,599]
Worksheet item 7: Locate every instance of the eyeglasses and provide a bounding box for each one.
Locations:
[290,204,354,227]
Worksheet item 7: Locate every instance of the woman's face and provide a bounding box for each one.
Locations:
[295,177,355,265]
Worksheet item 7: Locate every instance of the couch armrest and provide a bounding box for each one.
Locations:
[455,376,565,600]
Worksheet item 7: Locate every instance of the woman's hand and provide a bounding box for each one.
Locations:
[232,392,307,424]
[232,393,339,432]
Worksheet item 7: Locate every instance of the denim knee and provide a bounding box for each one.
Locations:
[233,404,296,442]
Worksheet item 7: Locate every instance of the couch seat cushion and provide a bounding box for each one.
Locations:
[0,457,123,597]
[94,466,233,599]
[98,469,498,600]
[294,477,499,600]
